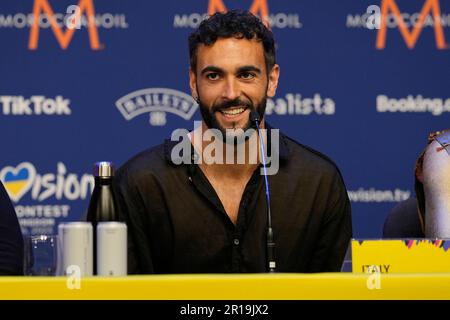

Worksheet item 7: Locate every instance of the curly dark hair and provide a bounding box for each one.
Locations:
[188,10,276,74]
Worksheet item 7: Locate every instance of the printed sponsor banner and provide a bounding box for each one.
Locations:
[346,0,450,49]
[0,162,93,235]
[115,88,198,126]
[352,239,450,273]
[173,0,303,29]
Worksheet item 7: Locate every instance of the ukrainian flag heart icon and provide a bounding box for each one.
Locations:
[0,162,36,202]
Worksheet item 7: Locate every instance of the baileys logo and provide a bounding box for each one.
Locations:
[115,88,198,126]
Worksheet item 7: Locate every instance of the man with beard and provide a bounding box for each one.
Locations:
[113,10,352,274]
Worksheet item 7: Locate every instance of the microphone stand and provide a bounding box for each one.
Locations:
[250,111,277,273]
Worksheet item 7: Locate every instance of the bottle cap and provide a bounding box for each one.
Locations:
[94,161,114,178]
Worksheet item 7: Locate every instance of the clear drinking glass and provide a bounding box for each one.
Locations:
[23,235,59,276]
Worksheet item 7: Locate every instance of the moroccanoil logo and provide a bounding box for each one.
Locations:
[29,0,100,50]
[207,0,270,25]
[347,0,450,50]
[377,0,449,49]
[0,0,129,50]
[173,0,302,29]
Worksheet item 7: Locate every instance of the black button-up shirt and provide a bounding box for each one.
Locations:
[113,126,352,273]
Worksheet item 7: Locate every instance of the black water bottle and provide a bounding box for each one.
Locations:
[86,161,119,275]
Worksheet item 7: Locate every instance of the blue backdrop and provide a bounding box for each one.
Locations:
[0,0,449,238]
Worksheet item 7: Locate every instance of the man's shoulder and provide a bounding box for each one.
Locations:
[115,142,170,181]
[281,132,342,177]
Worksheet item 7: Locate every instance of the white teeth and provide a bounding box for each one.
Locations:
[222,108,245,115]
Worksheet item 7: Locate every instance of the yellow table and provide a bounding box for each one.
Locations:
[1,273,450,300]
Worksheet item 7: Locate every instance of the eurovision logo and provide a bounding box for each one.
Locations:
[1,163,36,202]
[0,162,93,235]
[115,88,198,126]
[0,162,93,203]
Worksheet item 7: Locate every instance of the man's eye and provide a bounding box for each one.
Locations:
[239,72,255,80]
[206,73,220,80]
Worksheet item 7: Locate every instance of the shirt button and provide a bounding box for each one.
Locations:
[233,239,240,246]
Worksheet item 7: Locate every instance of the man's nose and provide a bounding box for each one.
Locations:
[222,77,240,101]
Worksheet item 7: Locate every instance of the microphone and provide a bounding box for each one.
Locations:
[249,110,276,273]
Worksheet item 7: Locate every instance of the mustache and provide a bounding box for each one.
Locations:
[211,98,253,113]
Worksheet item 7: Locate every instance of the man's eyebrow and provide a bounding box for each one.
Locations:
[200,65,262,75]
[200,66,223,75]
[237,65,261,74]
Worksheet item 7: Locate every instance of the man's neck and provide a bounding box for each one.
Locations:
[189,121,265,180]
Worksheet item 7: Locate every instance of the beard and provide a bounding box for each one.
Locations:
[197,95,267,143]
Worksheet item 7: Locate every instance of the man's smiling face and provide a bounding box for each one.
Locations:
[190,37,279,138]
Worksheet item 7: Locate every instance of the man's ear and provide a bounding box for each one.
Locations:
[189,67,198,101]
[267,64,280,98]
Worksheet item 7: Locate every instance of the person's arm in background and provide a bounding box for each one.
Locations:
[0,181,23,275]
